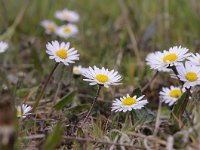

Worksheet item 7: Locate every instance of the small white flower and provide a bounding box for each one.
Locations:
[82,66,122,88]
[55,9,79,22]
[0,41,8,53]
[56,24,78,39]
[73,65,83,75]
[187,53,200,66]
[41,20,57,34]
[16,104,32,118]
[177,61,200,88]
[112,94,148,112]
[46,41,79,65]
[159,86,185,106]
[146,46,190,72]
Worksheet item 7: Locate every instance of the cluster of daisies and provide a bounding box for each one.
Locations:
[41,9,79,39]
[146,46,200,106]
[18,40,149,118]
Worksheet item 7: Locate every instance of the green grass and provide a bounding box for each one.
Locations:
[1,0,200,149]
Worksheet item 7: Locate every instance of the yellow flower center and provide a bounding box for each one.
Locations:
[163,53,177,63]
[48,25,55,32]
[185,72,198,82]
[56,49,68,59]
[73,69,81,74]
[64,27,71,33]
[17,110,22,117]
[122,97,137,106]
[169,89,182,98]
[96,74,109,83]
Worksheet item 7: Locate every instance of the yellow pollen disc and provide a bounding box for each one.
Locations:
[163,53,177,63]
[48,25,55,32]
[185,72,198,82]
[73,69,80,74]
[56,49,68,59]
[96,74,109,83]
[169,89,182,98]
[122,97,137,106]
[17,110,22,117]
[64,27,71,33]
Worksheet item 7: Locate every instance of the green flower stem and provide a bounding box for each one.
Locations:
[32,63,59,112]
[80,85,102,128]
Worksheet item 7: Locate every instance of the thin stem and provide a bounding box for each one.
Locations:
[142,71,159,92]
[80,85,102,128]
[168,66,184,85]
[32,63,59,112]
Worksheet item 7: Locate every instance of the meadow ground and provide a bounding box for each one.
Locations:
[0,0,200,149]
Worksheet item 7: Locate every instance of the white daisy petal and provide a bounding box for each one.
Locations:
[159,86,185,106]
[16,104,32,118]
[177,62,200,88]
[111,94,148,112]
[55,9,79,22]
[41,20,57,34]
[146,46,190,72]
[0,41,8,53]
[82,66,122,88]
[46,40,79,66]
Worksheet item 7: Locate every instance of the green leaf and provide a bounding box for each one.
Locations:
[43,122,64,150]
[170,90,190,124]
[131,88,142,97]
[54,91,76,111]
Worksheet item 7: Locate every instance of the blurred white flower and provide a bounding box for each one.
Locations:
[16,104,32,118]
[112,94,148,112]
[55,9,79,22]
[159,86,184,106]
[177,61,200,88]
[56,24,78,39]
[82,66,122,88]
[188,53,200,66]
[0,41,8,53]
[41,20,57,34]
[146,46,190,72]
[46,40,79,65]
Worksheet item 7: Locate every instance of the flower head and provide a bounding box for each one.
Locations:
[73,65,84,75]
[159,86,185,106]
[82,66,122,88]
[16,104,32,118]
[55,9,79,22]
[56,24,78,39]
[112,94,148,112]
[0,41,8,53]
[46,41,79,65]
[41,20,57,34]
[188,53,200,66]
[177,61,200,88]
[146,46,190,72]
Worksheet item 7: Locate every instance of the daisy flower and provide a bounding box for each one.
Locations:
[73,65,83,75]
[159,86,185,106]
[177,61,200,88]
[112,94,148,112]
[187,53,200,66]
[16,104,32,118]
[46,41,79,65]
[41,20,57,34]
[146,46,190,72]
[56,24,78,39]
[0,41,8,53]
[55,9,79,22]
[82,66,122,88]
